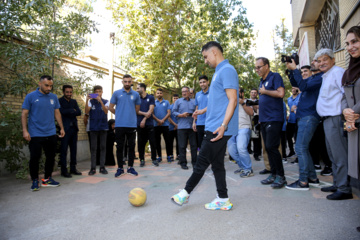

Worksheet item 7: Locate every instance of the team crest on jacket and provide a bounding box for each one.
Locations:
[50,99,54,105]
[131,95,134,100]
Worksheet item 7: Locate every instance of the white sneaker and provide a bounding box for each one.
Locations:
[171,189,190,206]
[204,197,233,210]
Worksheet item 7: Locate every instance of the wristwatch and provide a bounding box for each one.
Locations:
[221,123,228,131]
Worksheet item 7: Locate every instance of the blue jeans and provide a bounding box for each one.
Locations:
[295,115,319,182]
[227,128,252,171]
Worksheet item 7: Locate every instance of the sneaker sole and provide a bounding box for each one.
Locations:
[240,173,254,178]
[285,186,309,191]
[171,197,188,206]
[41,184,60,187]
[321,173,333,176]
[127,173,138,176]
[204,204,233,211]
[309,183,320,186]
[115,174,125,178]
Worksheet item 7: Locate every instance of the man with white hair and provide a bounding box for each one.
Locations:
[315,48,353,200]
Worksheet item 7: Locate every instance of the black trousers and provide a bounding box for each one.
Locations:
[286,122,297,154]
[252,134,262,158]
[196,125,205,149]
[261,121,284,176]
[309,121,332,167]
[154,126,171,158]
[185,132,230,198]
[177,129,197,166]
[169,130,179,157]
[60,127,78,174]
[115,127,136,168]
[137,125,157,161]
[29,135,57,180]
[281,131,287,158]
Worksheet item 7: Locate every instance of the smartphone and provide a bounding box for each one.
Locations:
[89,93,98,98]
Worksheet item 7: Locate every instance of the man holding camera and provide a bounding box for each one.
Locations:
[285,58,323,190]
[247,88,261,161]
[227,87,254,178]
[256,57,286,189]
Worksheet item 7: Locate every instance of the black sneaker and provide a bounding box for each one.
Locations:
[99,167,108,174]
[321,185,337,192]
[140,160,145,167]
[254,156,261,161]
[286,152,295,158]
[261,174,275,185]
[88,168,96,175]
[314,165,322,172]
[291,158,298,164]
[259,169,271,175]
[271,176,287,188]
[308,178,320,186]
[285,180,309,191]
[152,160,159,167]
[321,166,332,176]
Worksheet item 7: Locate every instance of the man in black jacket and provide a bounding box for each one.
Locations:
[59,85,82,177]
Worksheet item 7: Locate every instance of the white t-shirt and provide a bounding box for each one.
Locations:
[238,105,252,129]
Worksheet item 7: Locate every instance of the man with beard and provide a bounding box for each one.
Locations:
[284,59,323,191]
[193,75,209,149]
[136,83,157,167]
[152,88,172,163]
[109,74,141,177]
[22,75,64,191]
[59,85,82,178]
[171,41,238,210]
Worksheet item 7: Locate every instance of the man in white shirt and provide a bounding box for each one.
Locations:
[227,87,254,178]
[315,48,352,200]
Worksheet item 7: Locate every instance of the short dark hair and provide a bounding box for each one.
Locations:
[251,88,258,93]
[156,88,163,92]
[173,94,179,97]
[256,57,270,68]
[123,74,132,79]
[182,86,190,91]
[201,41,223,53]
[40,75,52,81]
[62,85,73,92]
[300,65,311,70]
[198,75,208,81]
[139,83,146,91]
[93,85,102,92]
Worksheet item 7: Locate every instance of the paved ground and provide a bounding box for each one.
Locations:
[0,153,359,240]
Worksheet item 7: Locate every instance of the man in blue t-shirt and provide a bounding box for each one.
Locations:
[171,41,238,210]
[172,86,197,169]
[109,74,141,177]
[21,75,64,191]
[136,83,157,167]
[85,85,109,176]
[286,86,300,158]
[256,57,287,189]
[192,75,209,150]
[168,94,180,160]
[152,88,172,163]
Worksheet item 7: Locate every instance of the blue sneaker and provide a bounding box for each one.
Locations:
[171,189,190,206]
[41,177,60,187]
[167,156,173,163]
[31,179,40,191]
[115,168,125,177]
[127,167,138,176]
[156,157,162,163]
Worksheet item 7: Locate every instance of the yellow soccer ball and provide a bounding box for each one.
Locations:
[128,188,147,207]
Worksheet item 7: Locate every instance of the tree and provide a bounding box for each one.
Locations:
[271,18,298,99]
[108,0,257,92]
[0,0,99,177]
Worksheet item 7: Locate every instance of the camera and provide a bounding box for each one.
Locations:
[281,53,299,65]
[246,99,259,106]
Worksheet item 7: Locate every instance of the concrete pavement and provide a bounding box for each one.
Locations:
[0,154,359,240]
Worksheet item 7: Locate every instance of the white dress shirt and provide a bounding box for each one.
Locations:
[316,65,345,117]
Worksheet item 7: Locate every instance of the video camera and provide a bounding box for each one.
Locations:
[245,99,259,106]
[281,52,299,65]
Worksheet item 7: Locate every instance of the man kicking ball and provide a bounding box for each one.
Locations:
[171,41,239,210]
